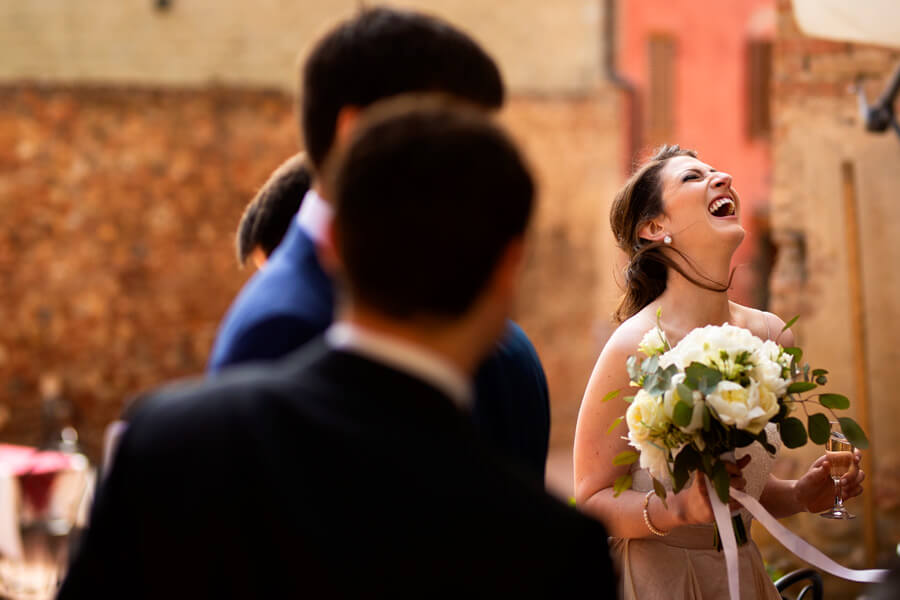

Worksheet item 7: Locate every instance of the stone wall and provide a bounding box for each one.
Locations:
[762,0,900,595]
[0,0,602,94]
[0,84,621,465]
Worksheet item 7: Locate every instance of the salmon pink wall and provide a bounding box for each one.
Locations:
[619,0,774,307]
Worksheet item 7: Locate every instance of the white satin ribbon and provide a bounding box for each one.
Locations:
[711,485,889,600]
[707,484,740,600]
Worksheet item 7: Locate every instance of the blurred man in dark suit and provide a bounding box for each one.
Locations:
[207,6,550,483]
[59,99,616,599]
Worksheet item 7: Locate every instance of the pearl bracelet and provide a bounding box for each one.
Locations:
[643,490,669,537]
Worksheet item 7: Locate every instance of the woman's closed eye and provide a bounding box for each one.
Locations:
[682,171,702,182]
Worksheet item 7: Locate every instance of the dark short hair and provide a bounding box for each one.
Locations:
[301,7,504,170]
[235,153,312,266]
[327,97,534,319]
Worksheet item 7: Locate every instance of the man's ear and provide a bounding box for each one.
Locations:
[317,220,342,277]
[637,219,669,244]
[334,106,361,150]
[491,238,526,300]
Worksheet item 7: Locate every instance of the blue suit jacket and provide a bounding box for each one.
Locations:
[208,219,550,481]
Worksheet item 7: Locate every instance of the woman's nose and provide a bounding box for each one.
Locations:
[711,172,733,189]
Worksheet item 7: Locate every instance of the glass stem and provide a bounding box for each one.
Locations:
[834,479,844,510]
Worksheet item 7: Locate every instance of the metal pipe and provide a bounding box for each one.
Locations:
[603,0,641,174]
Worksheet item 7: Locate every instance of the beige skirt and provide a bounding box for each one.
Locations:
[610,523,782,600]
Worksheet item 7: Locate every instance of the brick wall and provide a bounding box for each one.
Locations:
[763,1,900,595]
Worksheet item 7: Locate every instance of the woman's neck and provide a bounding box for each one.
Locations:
[652,259,734,331]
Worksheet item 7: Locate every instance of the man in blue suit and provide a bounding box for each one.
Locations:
[208,7,550,482]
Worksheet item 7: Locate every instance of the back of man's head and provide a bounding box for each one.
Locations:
[301,7,504,170]
[235,153,312,267]
[326,97,534,321]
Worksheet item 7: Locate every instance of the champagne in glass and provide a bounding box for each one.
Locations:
[820,424,856,520]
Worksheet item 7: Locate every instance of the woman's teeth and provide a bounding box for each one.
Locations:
[708,197,735,217]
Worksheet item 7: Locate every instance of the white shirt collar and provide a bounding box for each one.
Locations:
[296,189,333,244]
[325,322,473,410]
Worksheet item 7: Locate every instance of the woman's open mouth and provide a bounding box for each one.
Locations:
[708,196,736,218]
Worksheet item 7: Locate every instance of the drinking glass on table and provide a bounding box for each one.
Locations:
[820,421,857,520]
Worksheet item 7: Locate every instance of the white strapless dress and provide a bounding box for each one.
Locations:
[609,424,783,600]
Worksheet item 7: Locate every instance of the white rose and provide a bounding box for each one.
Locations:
[705,380,752,429]
[636,440,670,482]
[752,356,789,396]
[638,327,669,357]
[744,382,780,435]
[625,389,668,442]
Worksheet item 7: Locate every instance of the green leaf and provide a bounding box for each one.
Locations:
[623,395,635,404]
[606,416,624,435]
[676,384,693,405]
[641,354,660,375]
[702,404,711,432]
[808,413,831,445]
[613,474,632,497]
[626,355,641,382]
[711,461,731,504]
[673,402,693,427]
[815,376,828,385]
[838,417,870,450]
[756,429,777,454]
[787,381,817,394]
[779,417,808,448]
[782,315,799,332]
[672,445,700,493]
[783,346,803,365]
[601,389,620,403]
[613,450,640,466]
[652,477,668,508]
[685,362,723,395]
[819,393,850,410]
[812,369,828,377]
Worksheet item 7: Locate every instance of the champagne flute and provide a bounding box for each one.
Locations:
[820,421,856,520]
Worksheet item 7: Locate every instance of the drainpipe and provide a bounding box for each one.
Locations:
[603,0,641,174]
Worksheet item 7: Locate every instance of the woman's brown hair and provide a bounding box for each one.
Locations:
[610,145,733,323]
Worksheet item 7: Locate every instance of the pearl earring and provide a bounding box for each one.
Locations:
[663,234,672,245]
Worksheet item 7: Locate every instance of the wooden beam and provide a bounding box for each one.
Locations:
[841,160,878,565]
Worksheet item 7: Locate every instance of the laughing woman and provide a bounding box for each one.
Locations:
[574,145,865,599]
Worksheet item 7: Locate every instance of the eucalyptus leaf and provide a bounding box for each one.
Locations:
[812,369,828,377]
[642,354,660,375]
[711,461,731,503]
[673,402,693,427]
[819,393,850,410]
[613,450,640,466]
[702,404,711,432]
[676,384,694,406]
[672,460,689,493]
[626,355,641,381]
[613,474,633,497]
[652,477,668,508]
[623,395,635,404]
[838,417,870,450]
[779,416,808,449]
[685,362,723,395]
[787,381,817,394]
[756,429,776,454]
[808,413,831,445]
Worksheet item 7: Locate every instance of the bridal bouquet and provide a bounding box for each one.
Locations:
[611,313,868,504]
